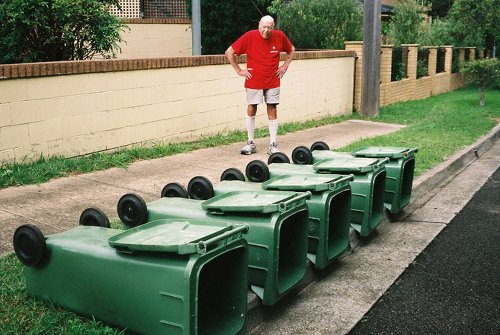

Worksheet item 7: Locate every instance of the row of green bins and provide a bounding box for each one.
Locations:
[15,219,249,335]
[311,147,418,214]
[257,158,387,237]
[212,175,352,270]
[143,190,311,306]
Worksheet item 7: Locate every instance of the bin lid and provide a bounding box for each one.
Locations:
[202,190,307,214]
[313,157,380,173]
[351,147,417,158]
[108,218,236,254]
[262,174,347,192]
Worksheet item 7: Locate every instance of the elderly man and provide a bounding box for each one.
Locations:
[225,15,295,155]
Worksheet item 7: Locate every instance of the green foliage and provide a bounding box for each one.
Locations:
[0,0,127,64]
[186,0,272,55]
[388,0,424,46]
[419,18,455,47]
[428,0,454,18]
[446,0,499,50]
[461,58,500,106]
[269,0,363,50]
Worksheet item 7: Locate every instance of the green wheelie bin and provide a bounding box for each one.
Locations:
[311,147,418,214]
[13,219,249,335]
[212,175,352,270]
[130,190,310,306]
[247,158,387,237]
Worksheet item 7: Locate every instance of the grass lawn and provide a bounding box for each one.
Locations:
[0,87,499,334]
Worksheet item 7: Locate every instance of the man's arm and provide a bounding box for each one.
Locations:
[276,45,295,79]
[225,46,252,80]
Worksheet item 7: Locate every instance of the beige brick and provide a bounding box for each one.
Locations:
[29,118,63,144]
[1,124,30,150]
[0,104,12,127]
[0,80,28,103]
[10,100,46,124]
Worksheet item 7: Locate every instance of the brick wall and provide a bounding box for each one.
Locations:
[116,18,192,58]
[346,42,473,112]
[0,51,355,163]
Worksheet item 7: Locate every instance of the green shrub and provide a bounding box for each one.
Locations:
[0,0,127,63]
[461,58,500,106]
[270,0,363,50]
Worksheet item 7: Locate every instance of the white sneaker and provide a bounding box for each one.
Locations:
[241,141,257,155]
[268,142,280,155]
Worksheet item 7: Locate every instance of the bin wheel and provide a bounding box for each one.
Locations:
[188,176,214,200]
[13,224,46,267]
[268,152,290,164]
[292,146,313,165]
[220,168,245,182]
[161,182,189,198]
[246,160,270,182]
[117,193,148,228]
[311,141,330,151]
[79,207,111,228]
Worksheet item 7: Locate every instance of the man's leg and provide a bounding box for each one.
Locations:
[246,104,257,142]
[241,104,258,155]
[266,104,280,154]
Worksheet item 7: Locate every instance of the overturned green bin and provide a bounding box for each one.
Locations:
[15,219,248,335]
[142,190,310,306]
[312,147,418,214]
[247,158,387,237]
[212,175,352,270]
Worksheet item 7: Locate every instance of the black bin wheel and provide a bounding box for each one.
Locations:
[117,193,148,228]
[292,146,313,165]
[79,207,110,228]
[13,224,46,267]
[310,141,330,151]
[188,176,214,200]
[161,182,189,198]
[245,160,270,183]
[220,168,245,182]
[268,152,290,164]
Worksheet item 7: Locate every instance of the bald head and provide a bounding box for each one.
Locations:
[258,15,275,39]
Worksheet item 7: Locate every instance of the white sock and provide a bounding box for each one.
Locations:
[268,119,279,144]
[246,115,256,142]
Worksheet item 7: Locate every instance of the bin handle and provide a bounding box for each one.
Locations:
[196,224,249,254]
[376,157,390,169]
[278,191,311,213]
[329,174,354,190]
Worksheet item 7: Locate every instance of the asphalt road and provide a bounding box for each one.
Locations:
[348,168,500,335]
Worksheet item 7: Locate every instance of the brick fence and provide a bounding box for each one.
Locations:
[346,42,475,111]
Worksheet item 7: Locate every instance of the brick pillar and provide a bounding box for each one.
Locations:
[444,46,453,72]
[380,45,393,84]
[427,47,437,76]
[478,49,484,59]
[345,41,363,112]
[458,48,465,66]
[469,47,476,61]
[403,44,418,80]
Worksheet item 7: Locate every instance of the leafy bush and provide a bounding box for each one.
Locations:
[270,0,363,50]
[388,0,424,46]
[0,0,127,64]
[461,58,500,106]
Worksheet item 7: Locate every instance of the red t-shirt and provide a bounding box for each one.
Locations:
[231,29,293,89]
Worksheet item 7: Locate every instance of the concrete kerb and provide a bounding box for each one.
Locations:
[244,123,500,333]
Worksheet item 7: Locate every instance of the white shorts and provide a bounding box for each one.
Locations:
[246,88,280,105]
